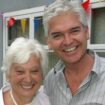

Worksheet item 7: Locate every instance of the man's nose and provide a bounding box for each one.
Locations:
[63,34,73,45]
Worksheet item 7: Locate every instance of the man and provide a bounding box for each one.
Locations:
[43,0,105,105]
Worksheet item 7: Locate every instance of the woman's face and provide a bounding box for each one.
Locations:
[7,54,42,100]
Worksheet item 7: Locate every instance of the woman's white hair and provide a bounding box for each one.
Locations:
[43,0,88,36]
[1,37,48,77]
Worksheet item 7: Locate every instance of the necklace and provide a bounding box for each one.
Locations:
[10,90,18,105]
[10,90,33,105]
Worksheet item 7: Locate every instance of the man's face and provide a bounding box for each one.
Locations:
[46,12,89,65]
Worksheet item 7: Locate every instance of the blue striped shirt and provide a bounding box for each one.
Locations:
[44,51,105,105]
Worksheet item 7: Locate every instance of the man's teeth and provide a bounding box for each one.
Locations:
[65,47,76,52]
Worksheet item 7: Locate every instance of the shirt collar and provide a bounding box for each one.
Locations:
[54,50,101,76]
[90,50,101,76]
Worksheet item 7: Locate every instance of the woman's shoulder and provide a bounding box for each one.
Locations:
[0,87,4,105]
[0,84,10,105]
[36,85,51,105]
[37,85,49,99]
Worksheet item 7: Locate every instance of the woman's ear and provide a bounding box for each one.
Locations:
[5,72,10,82]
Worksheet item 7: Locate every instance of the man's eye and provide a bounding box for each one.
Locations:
[70,28,81,35]
[50,33,63,39]
[74,29,80,32]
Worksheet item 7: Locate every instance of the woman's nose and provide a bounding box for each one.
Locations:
[24,73,32,82]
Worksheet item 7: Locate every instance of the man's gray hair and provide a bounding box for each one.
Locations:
[43,0,88,36]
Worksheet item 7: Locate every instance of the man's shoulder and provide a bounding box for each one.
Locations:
[96,54,105,66]
[45,60,65,80]
[44,68,55,82]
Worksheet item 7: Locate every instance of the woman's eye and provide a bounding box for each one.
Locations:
[16,70,24,75]
[31,70,39,73]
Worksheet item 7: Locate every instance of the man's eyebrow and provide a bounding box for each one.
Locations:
[50,32,62,36]
[70,26,81,30]
[49,26,81,36]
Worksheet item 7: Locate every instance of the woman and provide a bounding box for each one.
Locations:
[0,37,50,105]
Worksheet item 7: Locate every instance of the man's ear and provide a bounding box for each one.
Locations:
[45,36,52,50]
[85,27,90,40]
[45,36,49,44]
